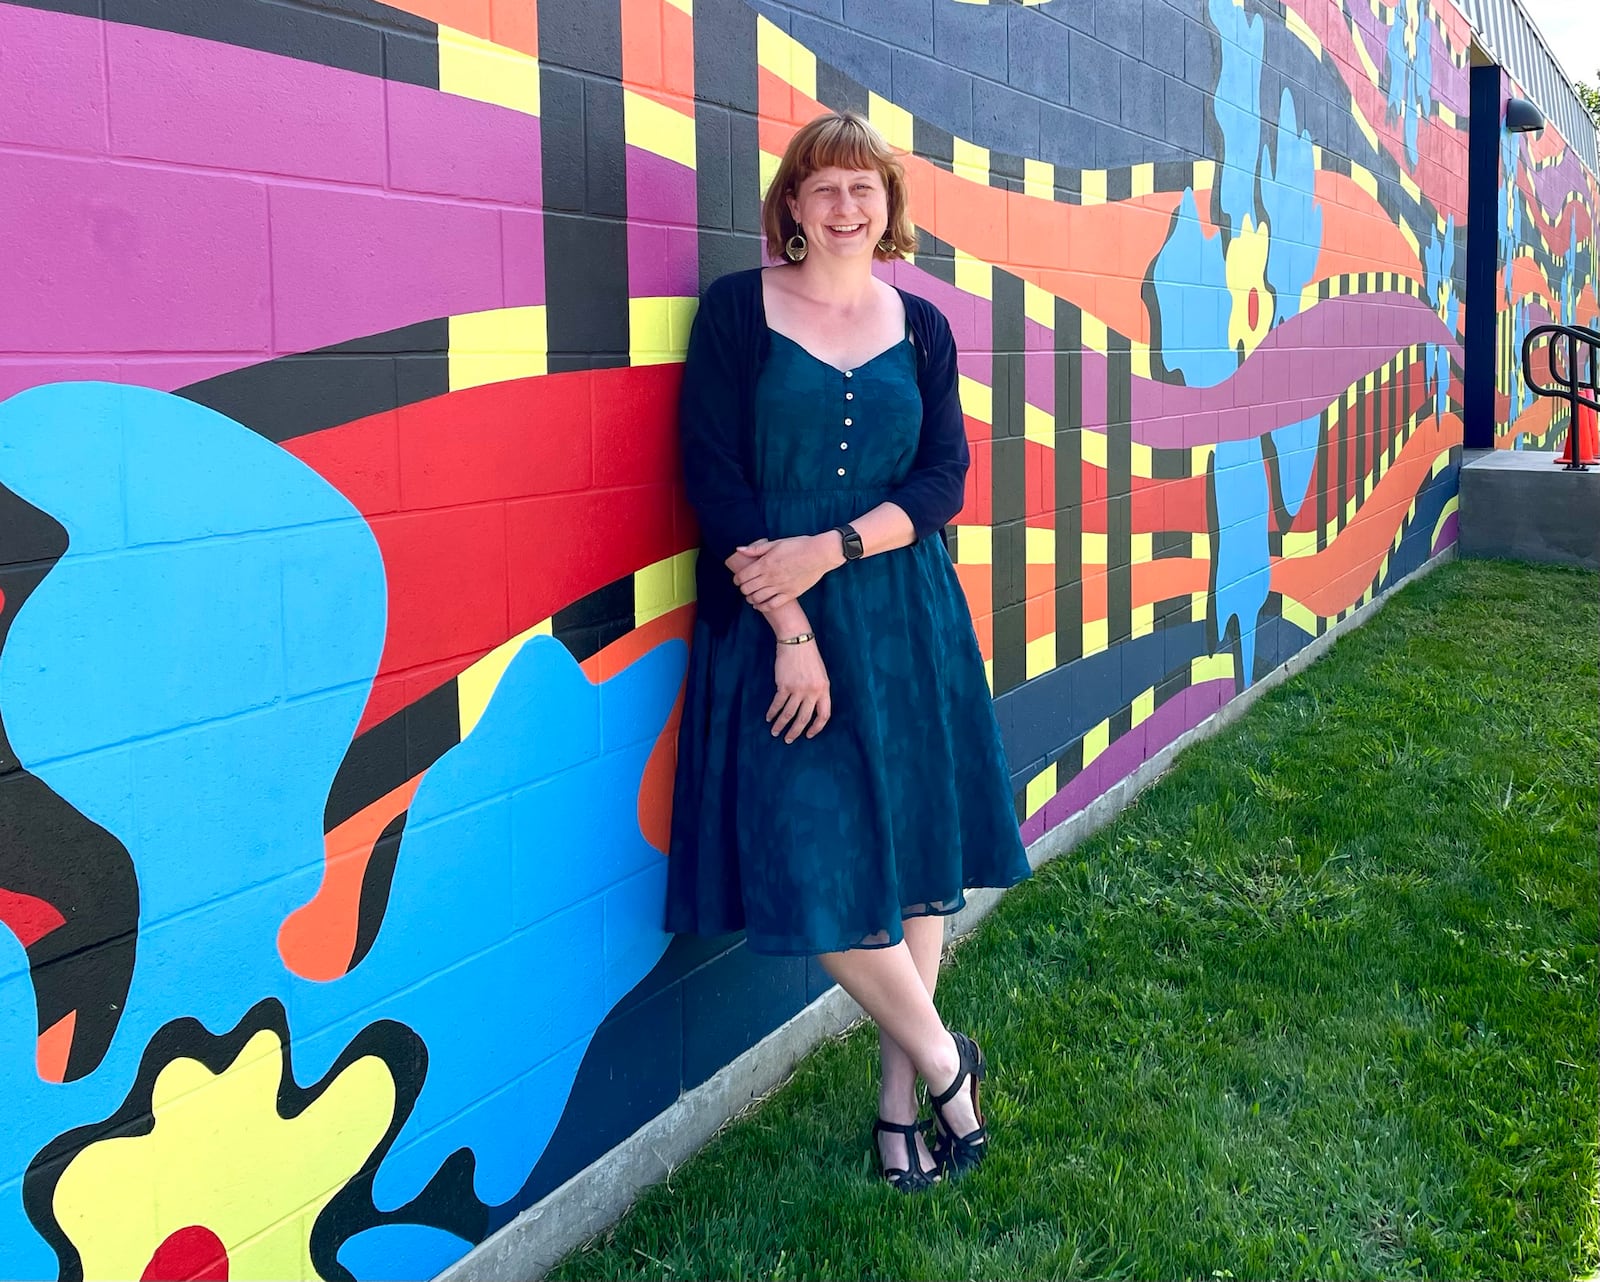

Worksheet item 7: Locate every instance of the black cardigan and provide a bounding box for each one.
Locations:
[680,267,971,631]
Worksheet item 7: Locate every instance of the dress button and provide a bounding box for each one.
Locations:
[845,370,853,379]
[846,392,854,400]
[837,467,846,476]
[840,441,849,450]
[844,418,853,426]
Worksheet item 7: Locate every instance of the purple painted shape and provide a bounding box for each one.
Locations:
[1025,318,1054,416]
[0,5,105,154]
[271,184,515,352]
[1431,510,1459,555]
[0,5,539,397]
[1530,149,1589,224]
[1018,678,1236,845]
[626,147,697,228]
[107,22,386,183]
[1082,350,1107,431]
[503,209,547,309]
[387,81,541,207]
[1132,295,1461,448]
[627,149,699,298]
[884,260,990,355]
[0,151,272,356]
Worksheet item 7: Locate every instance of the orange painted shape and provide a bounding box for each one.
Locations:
[1133,557,1208,609]
[278,777,423,981]
[621,0,663,90]
[1312,172,1424,283]
[1271,412,1457,614]
[954,563,993,660]
[491,0,537,57]
[391,0,491,39]
[661,2,694,98]
[36,1008,75,1084]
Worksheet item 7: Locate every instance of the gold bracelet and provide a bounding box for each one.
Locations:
[776,632,816,646]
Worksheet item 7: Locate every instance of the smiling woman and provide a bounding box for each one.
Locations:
[664,111,1033,1197]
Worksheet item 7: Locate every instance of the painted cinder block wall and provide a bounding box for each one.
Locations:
[0,0,1593,1277]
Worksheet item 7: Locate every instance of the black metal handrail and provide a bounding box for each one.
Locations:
[1521,322,1600,471]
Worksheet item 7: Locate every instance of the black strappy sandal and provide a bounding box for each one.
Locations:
[872,1117,939,1192]
[929,1030,988,1177]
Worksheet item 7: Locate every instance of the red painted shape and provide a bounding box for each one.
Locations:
[0,886,66,948]
[1247,287,1260,333]
[285,365,690,732]
[141,1226,229,1282]
[35,1009,75,1084]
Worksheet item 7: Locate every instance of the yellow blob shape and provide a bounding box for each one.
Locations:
[1226,215,1275,357]
[53,1029,396,1282]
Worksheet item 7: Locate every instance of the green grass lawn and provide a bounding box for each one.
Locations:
[552,560,1599,1282]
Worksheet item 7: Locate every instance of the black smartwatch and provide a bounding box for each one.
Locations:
[833,523,864,561]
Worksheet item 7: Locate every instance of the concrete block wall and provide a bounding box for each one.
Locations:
[0,0,1590,1278]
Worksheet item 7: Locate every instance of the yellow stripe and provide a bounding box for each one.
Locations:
[954,523,992,564]
[1280,528,1318,560]
[1351,101,1379,151]
[868,92,914,152]
[958,373,992,424]
[1080,311,1108,354]
[629,296,698,366]
[1080,170,1107,206]
[1024,401,1054,449]
[756,17,815,98]
[458,622,550,738]
[955,249,993,300]
[1081,530,1108,563]
[1399,170,1421,203]
[1349,163,1378,201]
[1082,617,1108,657]
[1351,22,1380,83]
[1026,525,1055,563]
[1024,158,1054,202]
[636,551,698,626]
[1280,596,1322,635]
[1131,601,1155,640]
[449,307,547,390]
[953,137,990,186]
[1131,163,1154,198]
[1081,717,1110,766]
[624,90,695,169]
[1026,762,1057,815]
[438,26,540,117]
[1024,280,1055,329]
[1285,4,1323,56]
[1190,652,1233,684]
[1131,686,1155,725]
[1026,634,1057,681]
[1081,428,1108,469]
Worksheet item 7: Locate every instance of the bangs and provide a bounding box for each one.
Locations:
[792,118,890,182]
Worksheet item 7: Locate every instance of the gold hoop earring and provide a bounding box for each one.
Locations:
[876,235,895,255]
[785,232,808,262]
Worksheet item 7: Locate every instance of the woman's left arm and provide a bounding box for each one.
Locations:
[730,306,969,609]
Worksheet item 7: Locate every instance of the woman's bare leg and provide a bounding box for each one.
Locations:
[818,930,978,1172]
[875,916,945,1170]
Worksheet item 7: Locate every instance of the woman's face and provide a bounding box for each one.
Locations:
[787,165,889,261]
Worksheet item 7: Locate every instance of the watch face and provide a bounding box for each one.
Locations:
[840,527,863,559]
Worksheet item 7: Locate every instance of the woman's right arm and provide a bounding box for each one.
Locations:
[679,280,771,568]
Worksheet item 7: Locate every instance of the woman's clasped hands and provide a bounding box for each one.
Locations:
[726,534,842,610]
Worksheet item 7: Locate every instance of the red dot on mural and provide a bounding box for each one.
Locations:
[141,1225,229,1282]
[1247,287,1261,332]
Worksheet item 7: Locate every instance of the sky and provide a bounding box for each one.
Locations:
[1517,0,1600,90]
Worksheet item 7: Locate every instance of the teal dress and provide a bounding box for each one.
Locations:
[666,328,1031,956]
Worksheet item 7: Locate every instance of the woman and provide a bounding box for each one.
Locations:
[666,111,1032,1191]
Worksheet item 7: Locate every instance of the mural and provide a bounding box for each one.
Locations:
[0,0,1592,1277]
[1494,97,1600,449]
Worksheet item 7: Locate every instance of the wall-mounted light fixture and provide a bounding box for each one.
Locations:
[1504,96,1544,133]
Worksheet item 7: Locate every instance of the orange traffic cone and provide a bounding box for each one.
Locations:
[1554,402,1599,466]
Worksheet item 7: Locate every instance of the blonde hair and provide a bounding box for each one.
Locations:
[761,111,917,263]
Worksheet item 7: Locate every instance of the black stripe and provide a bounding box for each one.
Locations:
[178,319,450,443]
[915,231,957,286]
[1335,391,1349,532]
[1055,299,1083,662]
[348,810,409,971]
[541,0,630,372]
[816,59,869,115]
[914,116,955,173]
[1105,335,1133,647]
[552,576,637,662]
[1315,408,1328,554]
[1105,165,1132,203]
[1355,375,1368,504]
[990,272,1028,696]
[324,679,462,832]
[694,0,760,291]
[1153,160,1193,193]
[91,0,439,88]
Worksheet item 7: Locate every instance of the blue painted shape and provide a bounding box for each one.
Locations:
[1269,413,1322,521]
[1152,188,1235,388]
[1261,89,1323,326]
[338,1224,473,1281]
[1385,0,1433,167]
[1208,0,1263,235]
[0,382,387,1279]
[294,634,686,1209]
[1424,215,1460,416]
[1211,436,1273,684]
